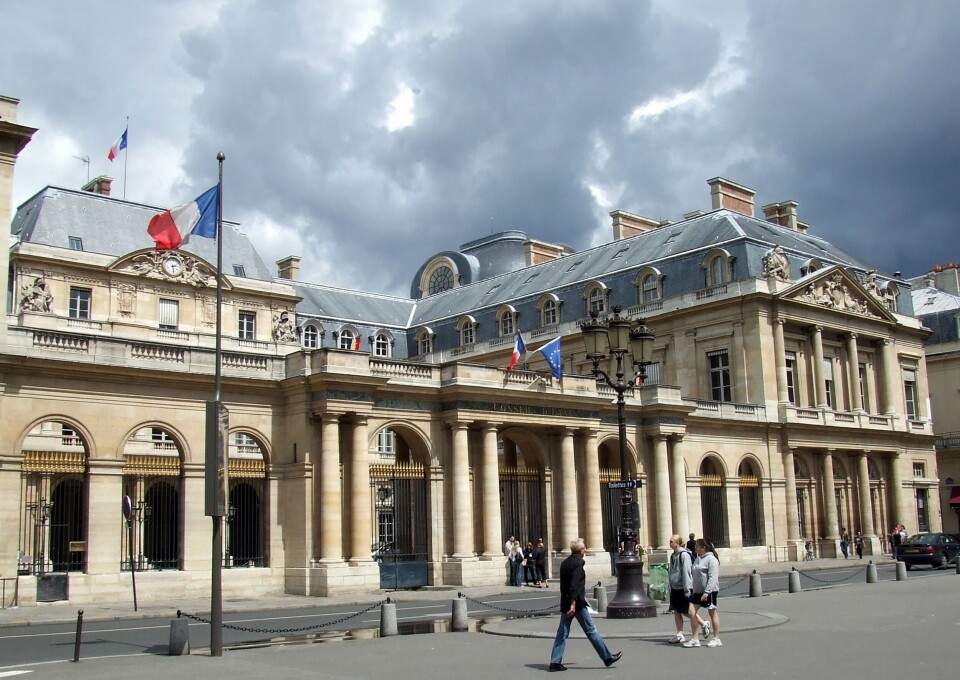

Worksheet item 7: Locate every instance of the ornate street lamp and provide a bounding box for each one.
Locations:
[580,306,656,618]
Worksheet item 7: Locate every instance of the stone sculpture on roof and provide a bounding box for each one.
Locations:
[762,245,791,281]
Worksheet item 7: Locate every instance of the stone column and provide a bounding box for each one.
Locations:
[559,428,579,544]
[582,430,604,553]
[669,436,689,537]
[451,422,474,557]
[319,414,342,561]
[783,448,800,541]
[811,326,827,407]
[773,318,789,403]
[847,333,863,412]
[879,339,899,416]
[821,450,839,539]
[653,435,672,548]
[348,415,372,562]
[857,452,875,536]
[888,451,905,531]
[84,460,124,574]
[480,423,503,557]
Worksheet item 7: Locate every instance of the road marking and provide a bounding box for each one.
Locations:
[0,671,32,677]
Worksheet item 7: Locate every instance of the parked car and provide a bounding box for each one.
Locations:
[897,533,960,569]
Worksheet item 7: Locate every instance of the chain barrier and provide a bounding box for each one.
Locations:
[457,592,556,615]
[795,565,867,584]
[176,599,386,635]
[718,574,749,592]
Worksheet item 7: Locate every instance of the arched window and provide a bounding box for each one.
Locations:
[738,459,763,547]
[700,457,727,548]
[420,258,459,297]
[301,323,322,349]
[496,305,517,337]
[227,431,267,568]
[800,258,822,277]
[583,282,608,315]
[373,332,392,358]
[337,327,360,350]
[635,267,663,304]
[457,316,477,347]
[537,294,561,327]
[415,327,434,355]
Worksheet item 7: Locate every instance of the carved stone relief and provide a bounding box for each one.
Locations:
[19,277,53,313]
[121,252,216,287]
[272,311,296,342]
[762,245,791,281]
[117,284,137,316]
[795,273,880,318]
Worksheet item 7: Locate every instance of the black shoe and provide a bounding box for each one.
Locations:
[605,652,622,667]
[549,663,567,672]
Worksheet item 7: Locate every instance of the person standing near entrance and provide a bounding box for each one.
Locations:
[548,538,622,671]
[686,533,697,554]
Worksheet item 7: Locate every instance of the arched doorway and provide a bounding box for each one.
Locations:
[18,421,88,575]
[498,431,546,550]
[738,459,764,547]
[700,457,727,548]
[598,437,641,553]
[226,431,267,568]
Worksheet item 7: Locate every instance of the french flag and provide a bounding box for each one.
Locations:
[147,186,219,250]
[107,128,127,161]
[508,331,526,371]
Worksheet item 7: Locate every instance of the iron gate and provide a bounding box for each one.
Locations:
[700,475,727,548]
[500,466,544,548]
[370,462,428,589]
[739,477,764,547]
[19,468,87,576]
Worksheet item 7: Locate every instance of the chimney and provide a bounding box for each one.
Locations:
[609,210,660,241]
[761,200,801,231]
[81,176,113,196]
[277,255,301,280]
[707,177,755,217]
[524,239,575,265]
[683,210,704,220]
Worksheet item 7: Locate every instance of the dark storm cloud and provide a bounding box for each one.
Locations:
[6,1,958,296]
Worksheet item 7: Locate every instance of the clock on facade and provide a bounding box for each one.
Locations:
[428,265,454,295]
[162,256,183,277]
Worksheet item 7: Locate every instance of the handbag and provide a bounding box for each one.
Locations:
[521,559,528,567]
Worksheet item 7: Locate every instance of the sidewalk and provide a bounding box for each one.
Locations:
[0,555,892,628]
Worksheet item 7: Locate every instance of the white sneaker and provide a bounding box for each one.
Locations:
[700,621,711,638]
[682,639,701,648]
[669,632,685,644]
[707,638,722,648]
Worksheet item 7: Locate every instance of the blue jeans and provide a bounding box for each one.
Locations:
[550,607,613,665]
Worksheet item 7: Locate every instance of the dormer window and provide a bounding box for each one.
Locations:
[635,267,663,303]
[703,249,733,287]
[538,294,561,327]
[301,323,322,349]
[415,327,434,355]
[457,316,477,347]
[233,265,246,277]
[583,282,608,315]
[420,258,460,297]
[496,305,517,337]
[68,236,83,251]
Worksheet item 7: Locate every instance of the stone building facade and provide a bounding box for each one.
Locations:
[0,98,939,607]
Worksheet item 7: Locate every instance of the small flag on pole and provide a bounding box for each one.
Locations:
[108,128,128,161]
[147,186,219,250]
[507,331,526,371]
[537,336,562,380]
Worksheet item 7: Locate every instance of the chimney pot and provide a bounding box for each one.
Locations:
[81,176,113,196]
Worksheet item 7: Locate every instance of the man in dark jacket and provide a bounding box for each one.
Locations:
[548,538,621,672]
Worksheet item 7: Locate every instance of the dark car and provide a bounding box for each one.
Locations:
[897,533,960,569]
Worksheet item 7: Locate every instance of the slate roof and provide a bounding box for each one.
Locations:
[11,186,273,281]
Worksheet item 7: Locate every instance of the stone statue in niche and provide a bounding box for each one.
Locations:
[273,311,296,342]
[762,245,790,281]
[20,277,53,313]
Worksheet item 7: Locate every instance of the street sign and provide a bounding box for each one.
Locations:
[607,480,637,490]
[122,494,132,520]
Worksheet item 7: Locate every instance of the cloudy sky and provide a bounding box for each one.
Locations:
[5,0,958,295]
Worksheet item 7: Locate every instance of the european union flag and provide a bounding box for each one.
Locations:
[538,336,562,380]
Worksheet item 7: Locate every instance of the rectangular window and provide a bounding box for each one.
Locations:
[707,350,732,402]
[238,311,256,340]
[640,361,661,386]
[158,298,179,330]
[916,488,928,532]
[858,363,869,411]
[543,302,558,326]
[68,236,83,251]
[377,429,395,454]
[903,368,918,419]
[913,462,925,478]
[785,351,797,405]
[68,287,91,319]
[823,358,835,409]
[233,265,246,277]
[462,325,474,345]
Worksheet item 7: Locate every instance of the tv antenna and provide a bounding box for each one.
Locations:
[73,155,91,183]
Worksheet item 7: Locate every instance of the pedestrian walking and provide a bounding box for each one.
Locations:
[840,528,850,559]
[854,531,864,559]
[666,534,708,644]
[686,533,697,553]
[548,538,622,671]
[891,526,902,559]
[684,538,722,648]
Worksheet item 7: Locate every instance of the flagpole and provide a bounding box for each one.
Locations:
[123,116,129,199]
[209,151,225,657]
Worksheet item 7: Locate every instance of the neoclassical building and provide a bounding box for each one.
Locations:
[0,98,939,607]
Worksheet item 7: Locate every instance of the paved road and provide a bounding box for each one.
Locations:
[0,566,956,680]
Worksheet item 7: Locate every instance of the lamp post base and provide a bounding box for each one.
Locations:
[605,555,657,619]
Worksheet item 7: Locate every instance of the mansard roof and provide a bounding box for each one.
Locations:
[11,186,273,281]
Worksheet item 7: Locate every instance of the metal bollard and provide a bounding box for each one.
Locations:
[788,568,801,593]
[451,595,468,631]
[380,598,398,636]
[593,583,608,613]
[749,570,762,598]
[956,556,960,574]
[169,617,190,655]
[72,610,84,662]
[896,561,907,581]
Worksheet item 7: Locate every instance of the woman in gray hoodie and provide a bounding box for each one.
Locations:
[667,534,708,644]
[684,538,722,648]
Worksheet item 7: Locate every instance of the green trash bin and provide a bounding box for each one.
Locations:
[648,563,669,603]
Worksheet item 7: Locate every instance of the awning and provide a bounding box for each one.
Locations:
[950,486,960,508]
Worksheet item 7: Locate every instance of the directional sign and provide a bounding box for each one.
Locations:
[607,480,637,490]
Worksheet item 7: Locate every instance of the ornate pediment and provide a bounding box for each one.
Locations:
[112,251,220,288]
[780,266,893,320]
